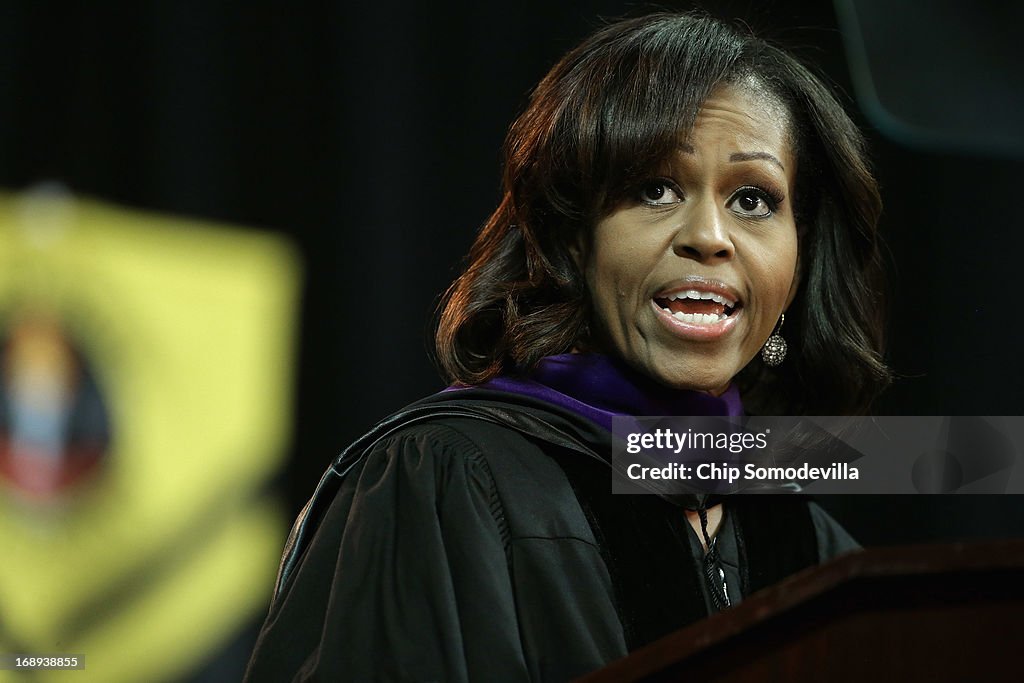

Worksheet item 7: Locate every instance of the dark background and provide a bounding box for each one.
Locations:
[2,0,1022,548]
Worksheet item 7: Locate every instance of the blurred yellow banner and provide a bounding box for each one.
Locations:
[0,187,301,682]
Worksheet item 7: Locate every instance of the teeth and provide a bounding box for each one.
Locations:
[667,290,736,306]
[671,311,725,324]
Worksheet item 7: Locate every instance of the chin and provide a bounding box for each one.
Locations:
[644,357,735,396]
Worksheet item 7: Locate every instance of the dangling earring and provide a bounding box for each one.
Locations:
[761,313,787,366]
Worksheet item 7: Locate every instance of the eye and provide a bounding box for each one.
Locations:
[637,180,682,206]
[728,186,782,218]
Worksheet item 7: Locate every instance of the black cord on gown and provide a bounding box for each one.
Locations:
[698,507,731,610]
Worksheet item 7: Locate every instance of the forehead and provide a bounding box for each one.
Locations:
[683,79,795,170]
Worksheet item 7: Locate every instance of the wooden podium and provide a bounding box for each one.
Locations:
[576,540,1024,682]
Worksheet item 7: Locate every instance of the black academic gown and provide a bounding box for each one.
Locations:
[245,389,852,682]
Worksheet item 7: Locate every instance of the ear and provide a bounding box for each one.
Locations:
[568,233,587,272]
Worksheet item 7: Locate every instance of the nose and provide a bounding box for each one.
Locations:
[671,199,735,264]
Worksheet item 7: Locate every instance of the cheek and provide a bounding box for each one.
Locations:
[745,236,799,333]
[760,235,799,301]
[780,241,800,303]
[586,256,622,320]
[585,240,646,342]
[591,234,651,289]
[771,257,799,303]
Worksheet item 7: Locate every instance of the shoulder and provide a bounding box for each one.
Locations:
[348,418,505,503]
[360,412,599,543]
[359,415,545,477]
[359,395,591,481]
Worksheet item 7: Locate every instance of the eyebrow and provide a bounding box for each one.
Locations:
[676,143,786,171]
[729,151,785,171]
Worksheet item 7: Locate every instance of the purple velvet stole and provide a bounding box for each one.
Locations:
[446,352,743,428]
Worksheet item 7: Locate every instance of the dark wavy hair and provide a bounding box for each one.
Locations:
[434,12,890,415]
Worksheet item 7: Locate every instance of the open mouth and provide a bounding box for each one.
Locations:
[653,289,740,324]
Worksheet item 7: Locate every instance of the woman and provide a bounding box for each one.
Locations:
[246,12,889,682]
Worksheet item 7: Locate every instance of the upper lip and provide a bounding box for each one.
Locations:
[653,277,742,307]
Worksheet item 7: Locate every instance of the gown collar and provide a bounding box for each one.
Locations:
[457,353,743,431]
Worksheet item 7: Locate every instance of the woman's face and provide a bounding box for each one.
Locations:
[582,82,800,395]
